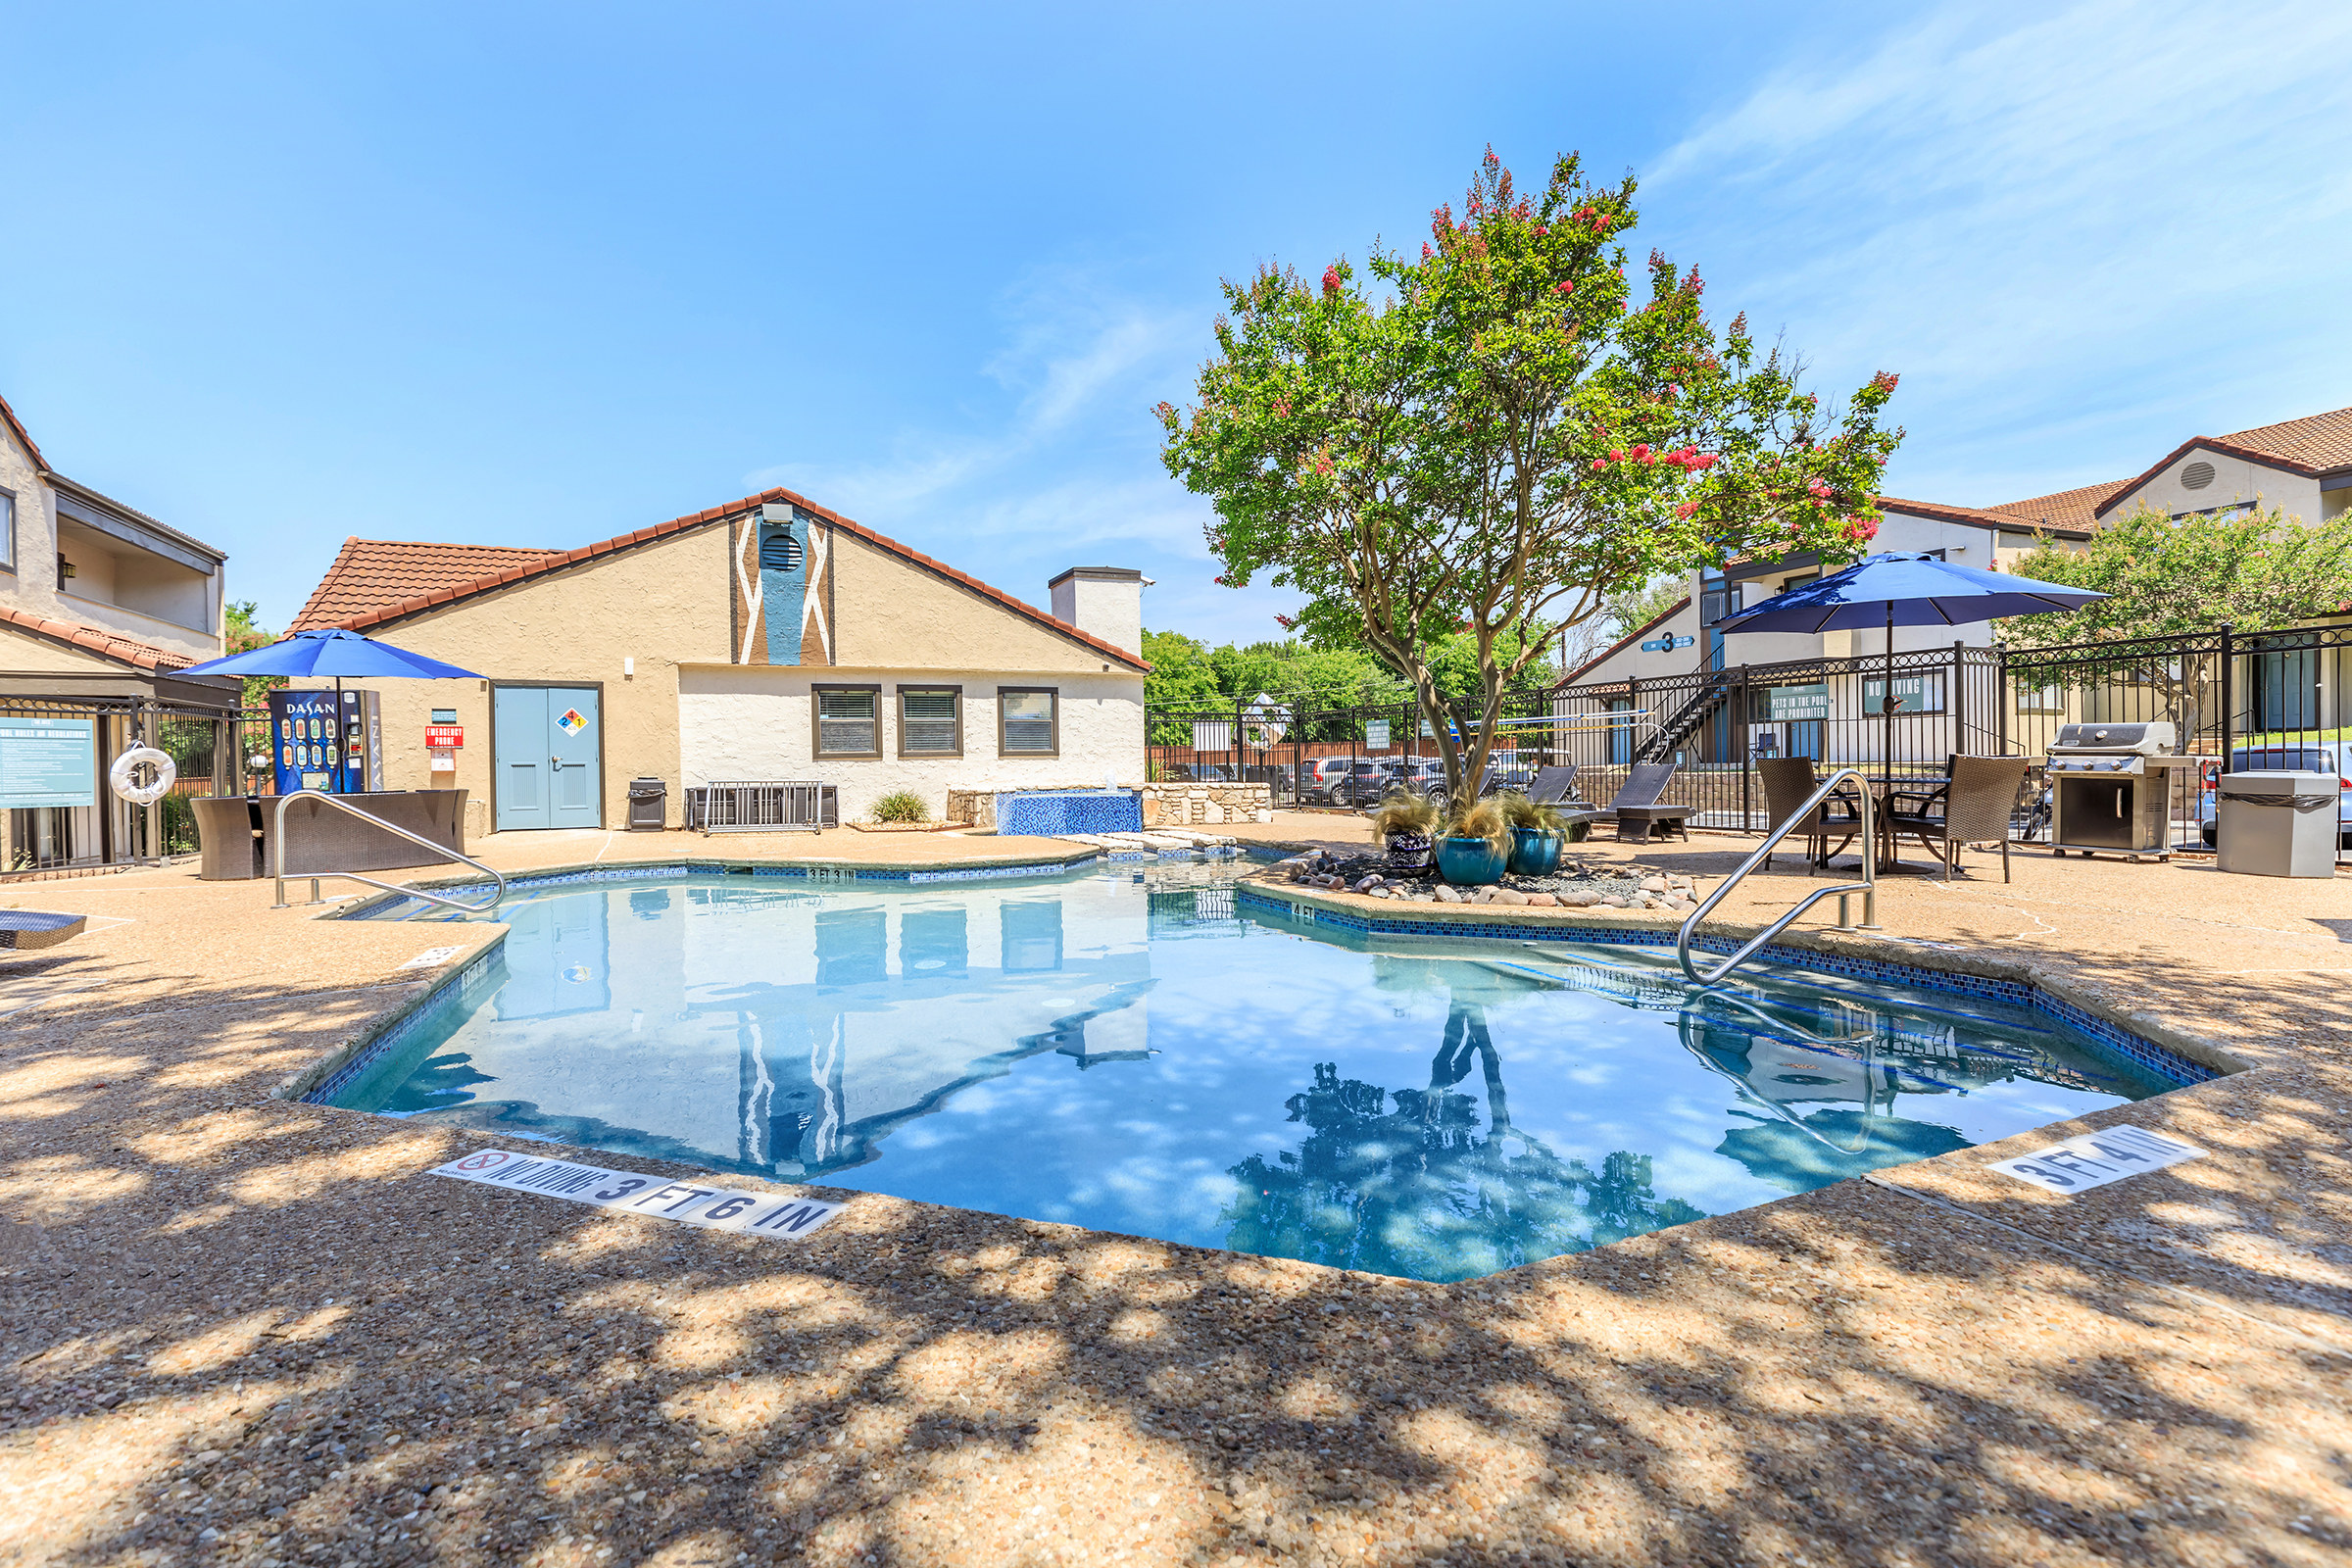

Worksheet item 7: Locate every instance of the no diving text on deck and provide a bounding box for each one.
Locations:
[429,1149,843,1238]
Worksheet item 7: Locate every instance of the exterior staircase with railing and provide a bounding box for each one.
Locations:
[1632,674,1738,763]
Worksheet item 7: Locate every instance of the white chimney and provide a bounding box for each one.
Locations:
[1049,567,1147,657]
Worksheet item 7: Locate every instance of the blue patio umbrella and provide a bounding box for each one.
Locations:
[179,627,485,681]
[179,629,485,792]
[1712,552,2106,782]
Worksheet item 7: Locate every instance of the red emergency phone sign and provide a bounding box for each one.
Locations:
[424,724,466,749]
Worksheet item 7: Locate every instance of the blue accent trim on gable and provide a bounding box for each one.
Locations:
[760,512,809,664]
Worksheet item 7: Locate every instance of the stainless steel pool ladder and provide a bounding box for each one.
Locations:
[270,790,510,914]
[1676,766,1878,987]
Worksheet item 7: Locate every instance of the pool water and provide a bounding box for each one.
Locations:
[337,862,2179,1281]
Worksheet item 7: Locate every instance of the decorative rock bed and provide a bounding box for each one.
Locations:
[1269,849,1702,913]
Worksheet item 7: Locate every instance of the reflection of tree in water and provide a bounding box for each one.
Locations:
[1221,1004,1706,1281]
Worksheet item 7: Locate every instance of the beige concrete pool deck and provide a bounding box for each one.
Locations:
[2,815,2348,1568]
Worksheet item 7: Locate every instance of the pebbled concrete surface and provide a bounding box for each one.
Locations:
[0,823,2347,1567]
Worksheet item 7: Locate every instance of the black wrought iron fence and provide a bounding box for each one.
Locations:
[1,697,245,874]
[1149,620,2350,862]
[2004,620,2350,862]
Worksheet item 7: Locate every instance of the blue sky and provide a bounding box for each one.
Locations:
[4,1,2349,648]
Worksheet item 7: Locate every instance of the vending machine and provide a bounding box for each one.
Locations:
[268,688,384,796]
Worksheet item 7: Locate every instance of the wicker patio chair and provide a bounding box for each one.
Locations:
[1756,757,1862,873]
[1885,755,2031,882]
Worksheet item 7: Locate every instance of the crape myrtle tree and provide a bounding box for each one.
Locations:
[1158,149,1905,801]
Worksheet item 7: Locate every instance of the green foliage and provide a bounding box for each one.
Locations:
[224,599,271,652]
[1143,629,1224,743]
[220,598,286,709]
[1159,148,1902,800]
[870,790,928,823]
[2003,503,2352,647]
[1603,576,1687,639]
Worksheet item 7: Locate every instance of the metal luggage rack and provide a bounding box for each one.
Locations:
[686,781,836,834]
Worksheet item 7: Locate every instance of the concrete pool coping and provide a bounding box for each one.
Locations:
[4,826,2348,1567]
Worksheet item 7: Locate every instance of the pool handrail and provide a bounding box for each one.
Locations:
[1676,766,1878,986]
[270,789,509,915]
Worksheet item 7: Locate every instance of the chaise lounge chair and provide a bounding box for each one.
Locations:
[1599,763,1690,844]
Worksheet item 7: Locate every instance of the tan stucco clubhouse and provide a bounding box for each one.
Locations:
[288,486,1151,830]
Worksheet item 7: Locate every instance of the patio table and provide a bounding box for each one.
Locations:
[1814,773,1950,874]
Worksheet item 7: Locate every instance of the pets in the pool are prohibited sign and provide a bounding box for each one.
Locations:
[1986,1124,2206,1194]
[429,1149,842,1238]
[556,708,590,738]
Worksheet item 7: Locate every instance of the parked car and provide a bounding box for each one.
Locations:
[2198,743,2352,847]
[1299,758,1357,803]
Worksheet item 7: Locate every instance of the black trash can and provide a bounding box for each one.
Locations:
[626,776,668,831]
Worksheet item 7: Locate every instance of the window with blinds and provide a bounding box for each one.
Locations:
[814,688,878,756]
[1000,689,1057,756]
[899,689,959,755]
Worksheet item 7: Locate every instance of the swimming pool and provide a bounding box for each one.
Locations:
[331,861,2182,1281]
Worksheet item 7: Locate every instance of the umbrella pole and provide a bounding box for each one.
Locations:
[333,677,343,795]
[1884,604,1894,788]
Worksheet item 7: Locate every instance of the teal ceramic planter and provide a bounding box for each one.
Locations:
[1436,836,1509,886]
[1508,826,1564,877]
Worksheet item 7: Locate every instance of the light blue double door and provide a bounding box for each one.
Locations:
[493,686,602,831]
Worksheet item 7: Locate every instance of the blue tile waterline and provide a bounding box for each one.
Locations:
[306,863,2194,1282]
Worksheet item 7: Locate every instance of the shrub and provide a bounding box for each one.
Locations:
[1496,790,1566,832]
[871,790,928,824]
[1444,798,1513,857]
[1369,791,1440,847]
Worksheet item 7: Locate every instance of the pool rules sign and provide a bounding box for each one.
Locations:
[430,1149,843,1239]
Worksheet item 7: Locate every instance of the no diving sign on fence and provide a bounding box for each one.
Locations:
[431,1149,843,1238]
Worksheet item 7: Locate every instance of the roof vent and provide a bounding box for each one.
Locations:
[2180,460,2215,491]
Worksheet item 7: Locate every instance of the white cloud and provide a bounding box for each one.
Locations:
[744,262,1194,527]
[1643,0,2352,505]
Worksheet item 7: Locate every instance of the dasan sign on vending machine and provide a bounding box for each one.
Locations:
[269,688,383,795]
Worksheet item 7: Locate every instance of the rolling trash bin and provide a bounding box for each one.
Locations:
[626,776,668,831]
[2215,771,2337,877]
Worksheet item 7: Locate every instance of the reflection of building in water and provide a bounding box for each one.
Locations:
[1146,881,1241,939]
[1223,955,1707,1281]
[392,876,1158,1179]
[708,884,1152,1176]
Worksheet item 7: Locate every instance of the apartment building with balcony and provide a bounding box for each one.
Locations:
[0,391,237,870]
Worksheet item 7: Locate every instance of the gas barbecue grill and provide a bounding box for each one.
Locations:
[2044,721,2201,860]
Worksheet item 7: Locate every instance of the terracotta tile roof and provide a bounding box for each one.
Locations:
[1980,482,2114,535]
[0,390,46,471]
[0,605,199,672]
[302,488,1153,670]
[1554,595,1690,688]
[2217,405,2352,470]
[290,538,563,633]
[2097,404,2352,517]
[1874,495,2023,530]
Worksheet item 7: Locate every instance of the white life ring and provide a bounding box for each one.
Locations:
[110,746,177,807]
